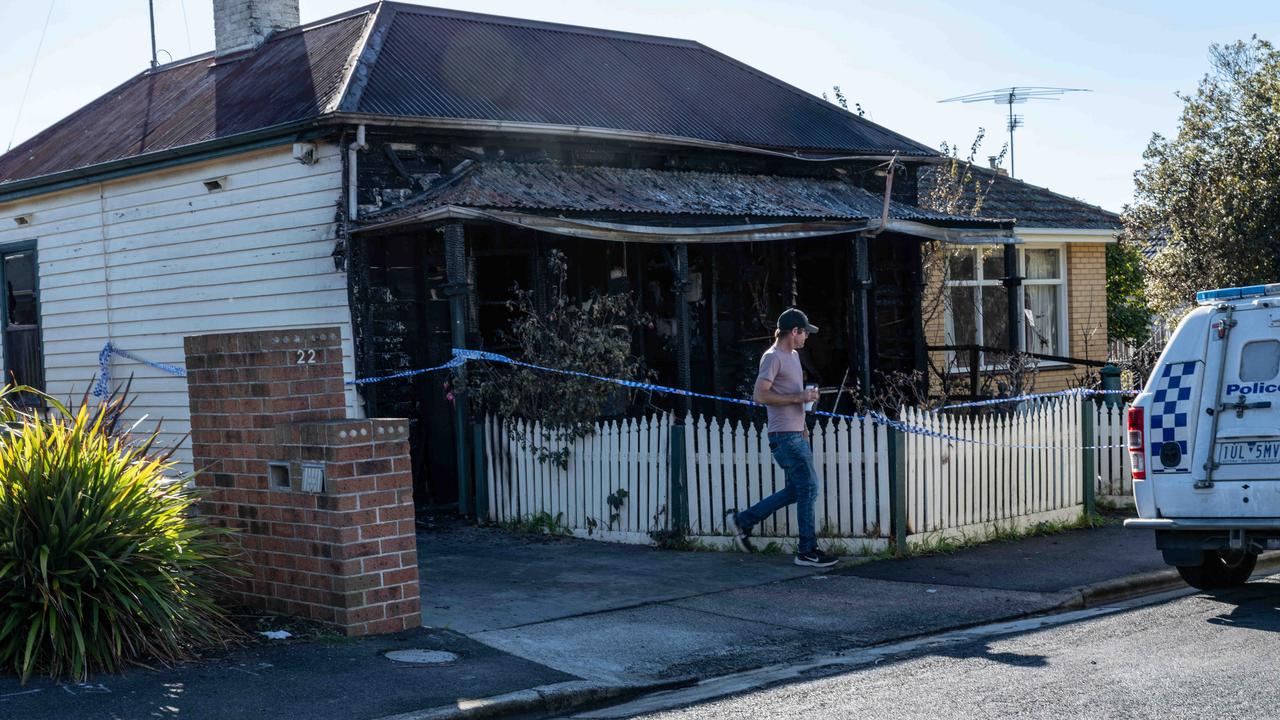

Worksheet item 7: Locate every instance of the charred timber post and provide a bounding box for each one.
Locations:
[674,243,693,418]
[851,234,873,400]
[709,249,722,417]
[443,222,474,516]
[1001,242,1024,395]
[910,241,929,383]
[349,233,377,419]
[784,241,798,307]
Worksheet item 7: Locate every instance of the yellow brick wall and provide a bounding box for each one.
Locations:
[921,241,1110,399]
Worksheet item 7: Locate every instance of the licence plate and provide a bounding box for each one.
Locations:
[1217,440,1280,465]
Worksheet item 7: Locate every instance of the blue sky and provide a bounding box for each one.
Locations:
[1,0,1276,212]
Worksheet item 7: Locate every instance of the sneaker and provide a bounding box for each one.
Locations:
[794,548,840,568]
[725,512,755,553]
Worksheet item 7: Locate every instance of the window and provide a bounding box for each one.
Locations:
[1240,340,1280,382]
[1022,248,1064,357]
[1,245,42,396]
[944,245,1066,368]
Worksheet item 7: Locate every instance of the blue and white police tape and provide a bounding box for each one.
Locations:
[938,387,1138,410]
[348,348,1126,450]
[866,411,1126,451]
[94,342,188,398]
[88,344,1129,450]
[345,356,468,385]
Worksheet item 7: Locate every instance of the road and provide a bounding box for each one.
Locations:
[577,576,1280,720]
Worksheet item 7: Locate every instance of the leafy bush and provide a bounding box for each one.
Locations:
[0,391,242,683]
[1106,241,1151,346]
[466,249,651,467]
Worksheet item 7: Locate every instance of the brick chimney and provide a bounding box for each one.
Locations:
[213,0,300,56]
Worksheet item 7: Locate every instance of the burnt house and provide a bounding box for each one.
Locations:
[0,1,1012,510]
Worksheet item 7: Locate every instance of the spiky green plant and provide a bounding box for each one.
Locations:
[0,389,243,683]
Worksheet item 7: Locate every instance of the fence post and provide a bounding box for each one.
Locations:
[473,422,488,521]
[1081,398,1096,517]
[670,422,690,532]
[1101,364,1122,408]
[887,424,908,556]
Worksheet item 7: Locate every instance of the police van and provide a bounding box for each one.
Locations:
[1126,284,1280,589]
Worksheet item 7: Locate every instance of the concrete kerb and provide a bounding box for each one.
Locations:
[369,678,696,720]
[1054,551,1280,611]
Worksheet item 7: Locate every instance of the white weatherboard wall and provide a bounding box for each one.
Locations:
[0,143,358,471]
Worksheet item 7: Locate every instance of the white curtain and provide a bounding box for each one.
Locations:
[1024,285,1059,354]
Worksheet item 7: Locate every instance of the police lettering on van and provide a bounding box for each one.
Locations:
[1125,283,1280,590]
[1225,382,1280,395]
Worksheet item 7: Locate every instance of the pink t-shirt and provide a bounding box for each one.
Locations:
[758,346,805,433]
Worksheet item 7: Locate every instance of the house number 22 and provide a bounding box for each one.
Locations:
[295,349,317,365]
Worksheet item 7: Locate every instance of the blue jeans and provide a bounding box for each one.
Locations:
[735,432,818,554]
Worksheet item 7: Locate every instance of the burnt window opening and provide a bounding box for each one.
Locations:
[1,245,43,402]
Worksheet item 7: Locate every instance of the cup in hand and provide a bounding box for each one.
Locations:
[803,384,818,412]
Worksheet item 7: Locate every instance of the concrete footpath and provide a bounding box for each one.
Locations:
[2,518,1269,720]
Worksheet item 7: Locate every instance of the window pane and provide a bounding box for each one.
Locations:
[981,286,1009,350]
[1025,249,1061,280]
[4,253,36,326]
[948,286,977,346]
[1024,285,1060,355]
[981,249,1006,280]
[1240,340,1280,382]
[948,250,976,281]
[4,328,40,389]
[7,293,35,326]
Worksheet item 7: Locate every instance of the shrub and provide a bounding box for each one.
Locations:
[0,393,242,683]
[466,249,651,467]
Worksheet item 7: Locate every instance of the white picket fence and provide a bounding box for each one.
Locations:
[1092,402,1134,503]
[683,414,891,550]
[484,399,1134,550]
[483,414,673,544]
[900,397,1084,541]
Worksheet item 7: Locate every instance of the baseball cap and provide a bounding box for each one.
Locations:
[777,308,818,334]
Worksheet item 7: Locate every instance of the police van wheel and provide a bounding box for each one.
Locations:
[1176,550,1258,590]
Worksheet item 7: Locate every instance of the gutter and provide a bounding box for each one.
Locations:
[353,205,873,243]
[325,112,939,164]
[884,219,1016,244]
[0,118,331,204]
[354,205,1013,245]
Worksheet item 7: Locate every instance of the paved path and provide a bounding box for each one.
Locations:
[425,521,1168,683]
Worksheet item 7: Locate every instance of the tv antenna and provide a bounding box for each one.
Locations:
[939,86,1090,178]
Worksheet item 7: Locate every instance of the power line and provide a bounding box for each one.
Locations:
[8,0,57,152]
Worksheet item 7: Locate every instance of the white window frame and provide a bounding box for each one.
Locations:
[943,243,1069,371]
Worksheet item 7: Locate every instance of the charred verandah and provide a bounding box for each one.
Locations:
[342,132,1012,509]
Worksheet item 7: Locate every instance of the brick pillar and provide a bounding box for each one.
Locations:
[185,327,421,635]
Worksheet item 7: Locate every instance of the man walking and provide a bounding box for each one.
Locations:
[728,308,839,568]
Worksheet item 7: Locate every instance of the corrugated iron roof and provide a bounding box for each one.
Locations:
[348,3,935,156]
[0,11,371,185]
[919,165,1121,230]
[361,161,1006,226]
[0,2,937,188]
